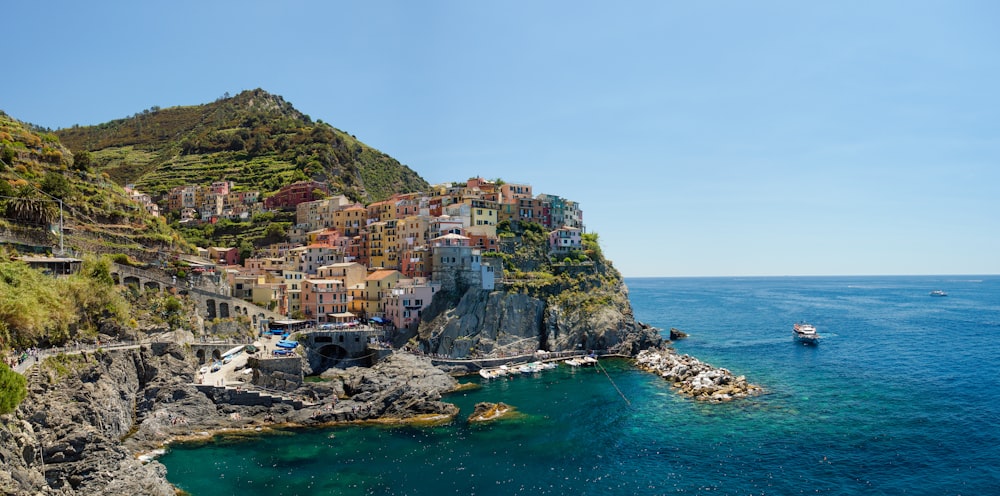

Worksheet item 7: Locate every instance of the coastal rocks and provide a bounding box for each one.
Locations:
[417,290,547,358]
[468,402,515,422]
[635,348,762,402]
[294,352,460,424]
[669,327,688,340]
[1,346,183,495]
[417,286,664,358]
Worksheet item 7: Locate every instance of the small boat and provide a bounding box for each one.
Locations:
[517,362,540,374]
[929,290,947,297]
[793,322,820,343]
[564,358,582,367]
[581,355,598,366]
[479,368,503,380]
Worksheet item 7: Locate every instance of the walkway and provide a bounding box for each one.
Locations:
[11,340,144,375]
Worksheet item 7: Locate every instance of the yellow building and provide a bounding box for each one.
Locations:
[333,204,367,237]
[360,269,405,320]
[467,198,498,237]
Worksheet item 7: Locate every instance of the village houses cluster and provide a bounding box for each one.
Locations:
[153,177,585,332]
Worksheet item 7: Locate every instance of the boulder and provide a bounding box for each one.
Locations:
[468,402,514,422]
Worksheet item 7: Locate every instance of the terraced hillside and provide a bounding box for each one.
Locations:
[1,111,183,258]
[55,89,428,203]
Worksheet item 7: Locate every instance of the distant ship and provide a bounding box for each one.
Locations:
[793,322,820,343]
[929,290,948,297]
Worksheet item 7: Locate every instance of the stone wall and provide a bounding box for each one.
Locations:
[248,356,304,391]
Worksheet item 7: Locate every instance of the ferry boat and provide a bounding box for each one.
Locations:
[929,290,947,297]
[792,322,820,343]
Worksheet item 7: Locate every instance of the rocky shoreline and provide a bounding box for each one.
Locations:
[0,345,461,495]
[635,348,763,402]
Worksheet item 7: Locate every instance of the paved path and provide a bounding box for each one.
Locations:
[12,341,143,375]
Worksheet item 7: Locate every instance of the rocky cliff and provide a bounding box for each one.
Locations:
[0,347,187,495]
[413,262,663,358]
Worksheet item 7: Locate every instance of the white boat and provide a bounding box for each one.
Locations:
[479,367,508,379]
[793,322,820,343]
[581,355,598,366]
[564,358,582,367]
[517,362,540,374]
[929,290,947,297]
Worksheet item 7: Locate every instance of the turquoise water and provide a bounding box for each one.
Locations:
[161,276,1000,495]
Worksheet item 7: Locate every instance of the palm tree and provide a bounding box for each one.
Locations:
[3,188,57,227]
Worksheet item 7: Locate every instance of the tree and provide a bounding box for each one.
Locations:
[0,362,27,414]
[41,171,71,199]
[72,150,92,171]
[4,187,57,226]
[238,239,255,264]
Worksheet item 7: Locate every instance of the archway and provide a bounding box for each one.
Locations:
[196,349,206,364]
[220,302,230,318]
[206,299,217,320]
[313,344,350,373]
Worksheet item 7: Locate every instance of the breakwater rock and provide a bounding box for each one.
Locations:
[635,349,763,402]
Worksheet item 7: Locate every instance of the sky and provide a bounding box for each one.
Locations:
[3,1,998,277]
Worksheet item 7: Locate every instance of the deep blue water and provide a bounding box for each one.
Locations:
[160,276,1000,495]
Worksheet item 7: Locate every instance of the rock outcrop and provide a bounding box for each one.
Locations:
[0,347,189,495]
[635,348,763,402]
[415,283,662,358]
[468,402,515,422]
[297,352,459,424]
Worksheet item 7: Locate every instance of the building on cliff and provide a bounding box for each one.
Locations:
[430,233,499,292]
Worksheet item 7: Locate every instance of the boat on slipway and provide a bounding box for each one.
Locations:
[792,322,820,344]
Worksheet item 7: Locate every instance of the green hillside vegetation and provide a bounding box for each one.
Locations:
[55,89,428,204]
[0,251,131,351]
[175,211,295,252]
[486,221,626,317]
[1,111,185,258]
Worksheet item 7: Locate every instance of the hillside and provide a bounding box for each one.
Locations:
[55,89,428,204]
[1,111,181,258]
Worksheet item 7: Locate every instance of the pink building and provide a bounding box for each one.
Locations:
[208,246,240,265]
[383,278,441,330]
[301,278,350,324]
[548,226,582,254]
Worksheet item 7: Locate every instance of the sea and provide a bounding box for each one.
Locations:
[160,276,1000,495]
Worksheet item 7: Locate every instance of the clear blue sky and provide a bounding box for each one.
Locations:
[3,1,998,277]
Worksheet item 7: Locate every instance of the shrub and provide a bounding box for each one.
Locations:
[0,363,27,414]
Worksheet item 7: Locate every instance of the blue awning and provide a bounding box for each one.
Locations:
[370,317,385,324]
[276,340,298,349]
